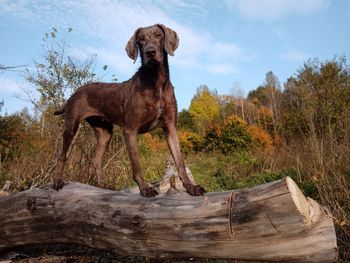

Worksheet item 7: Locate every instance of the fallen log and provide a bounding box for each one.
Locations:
[0,176,337,262]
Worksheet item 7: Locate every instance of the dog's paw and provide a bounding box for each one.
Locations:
[140,187,159,198]
[53,178,65,191]
[184,184,206,196]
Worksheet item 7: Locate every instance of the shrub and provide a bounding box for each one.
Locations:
[204,115,255,153]
[178,129,203,153]
[249,124,273,147]
[140,132,167,152]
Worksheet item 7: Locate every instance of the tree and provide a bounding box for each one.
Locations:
[0,110,31,165]
[0,64,26,74]
[248,85,269,106]
[282,56,350,140]
[24,28,99,112]
[248,71,282,134]
[22,27,103,140]
[1,28,116,191]
[177,109,194,130]
[204,115,254,153]
[188,85,220,134]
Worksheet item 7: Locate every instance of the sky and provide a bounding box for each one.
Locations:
[1,0,350,114]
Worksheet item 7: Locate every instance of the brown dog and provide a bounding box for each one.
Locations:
[53,24,206,197]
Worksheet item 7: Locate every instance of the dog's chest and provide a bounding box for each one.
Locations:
[138,101,164,133]
[149,104,163,129]
[137,89,169,133]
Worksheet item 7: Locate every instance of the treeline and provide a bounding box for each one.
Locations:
[178,57,350,153]
[0,29,349,259]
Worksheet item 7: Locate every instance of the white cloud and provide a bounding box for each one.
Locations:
[206,64,238,74]
[64,0,247,75]
[78,45,139,76]
[172,55,201,70]
[0,76,32,113]
[224,0,330,20]
[212,42,247,61]
[0,0,31,18]
[280,51,309,62]
[154,0,209,19]
[0,0,248,76]
[0,77,26,94]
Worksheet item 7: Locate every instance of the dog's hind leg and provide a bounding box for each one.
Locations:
[53,119,80,190]
[86,117,113,188]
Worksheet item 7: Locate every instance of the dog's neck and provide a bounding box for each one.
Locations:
[138,52,169,90]
[137,54,169,129]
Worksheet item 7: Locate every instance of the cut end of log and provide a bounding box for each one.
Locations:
[286,176,311,225]
[286,176,324,226]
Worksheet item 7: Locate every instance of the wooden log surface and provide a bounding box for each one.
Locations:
[0,176,337,262]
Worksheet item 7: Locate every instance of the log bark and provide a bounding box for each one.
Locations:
[0,176,337,262]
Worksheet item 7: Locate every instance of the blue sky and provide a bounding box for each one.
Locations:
[1,0,350,114]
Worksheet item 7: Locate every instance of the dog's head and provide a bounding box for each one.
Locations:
[125,24,179,65]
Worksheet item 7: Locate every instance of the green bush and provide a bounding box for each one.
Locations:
[220,117,254,152]
[203,116,255,153]
[213,168,229,190]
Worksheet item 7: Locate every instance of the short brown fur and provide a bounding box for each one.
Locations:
[53,24,206,197]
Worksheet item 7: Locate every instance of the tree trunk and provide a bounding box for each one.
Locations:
[0,176,337,262]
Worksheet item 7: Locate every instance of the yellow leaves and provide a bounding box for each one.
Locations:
[188,86,220,133]
[224,115,246,126]
[178,130,202,153]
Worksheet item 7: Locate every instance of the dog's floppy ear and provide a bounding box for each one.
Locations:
[125,29,139,63]
[158,24,179,56]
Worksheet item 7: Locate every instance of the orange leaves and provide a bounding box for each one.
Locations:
[177,114,277,154]
[249,125,273,147]
[141,133,167,151]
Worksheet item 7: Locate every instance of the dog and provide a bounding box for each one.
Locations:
[53,24,206,197]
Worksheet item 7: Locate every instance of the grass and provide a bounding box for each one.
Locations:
[185,150,319,202]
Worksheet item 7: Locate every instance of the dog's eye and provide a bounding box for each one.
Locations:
[138,36,145,43]
[155,33,161,38]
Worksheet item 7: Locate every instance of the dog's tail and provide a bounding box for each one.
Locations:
[53,104,66,115]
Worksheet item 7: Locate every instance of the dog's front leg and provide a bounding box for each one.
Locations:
[123,128,159,197]
[164,125,206,196]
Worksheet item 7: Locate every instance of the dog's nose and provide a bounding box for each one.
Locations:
[145,47,157,58]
